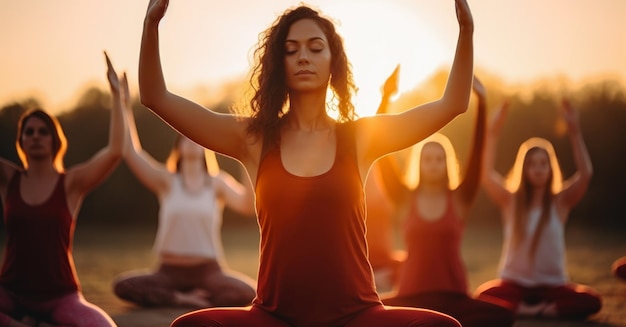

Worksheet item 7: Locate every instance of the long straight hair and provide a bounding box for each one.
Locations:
[165,134,219,177]
[505,137,563,258]
[404,133,460,191]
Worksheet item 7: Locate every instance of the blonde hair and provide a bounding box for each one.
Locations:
[404,133,460,190]
[505,137,563,194]
[505,137,564,258]
[165,135,219,176]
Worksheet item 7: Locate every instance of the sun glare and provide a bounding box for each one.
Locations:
[325,1,445,117]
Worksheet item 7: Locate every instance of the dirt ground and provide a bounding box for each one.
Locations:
[25,222,626,326]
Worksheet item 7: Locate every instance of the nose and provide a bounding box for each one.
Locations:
[298,50,310,65]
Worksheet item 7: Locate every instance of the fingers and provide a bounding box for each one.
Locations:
[454,0,474,30]
[382,64,400,97]
[146,0,169,23]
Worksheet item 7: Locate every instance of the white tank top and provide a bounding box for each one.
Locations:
[499,205,568,286]
[153,175,224,260]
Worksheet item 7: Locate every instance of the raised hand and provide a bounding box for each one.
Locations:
[455,0,474,32]
[105,51,120,95]
[121,72,131,110]
[382,64,400,99]
[561,99,580,132]
[145,0,169,24]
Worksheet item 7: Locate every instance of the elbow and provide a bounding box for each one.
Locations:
[139,92,157,110]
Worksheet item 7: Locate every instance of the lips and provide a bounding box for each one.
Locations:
[296,70,315,75]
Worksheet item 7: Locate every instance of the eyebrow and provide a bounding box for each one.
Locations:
[285,37,326,44]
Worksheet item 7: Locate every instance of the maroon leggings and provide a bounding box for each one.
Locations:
[0,287,115,327]
[612,256,626,281]
[113,261,256,308]
[382,291,514,327]
[474,279,602,319]
[171,304,461,327]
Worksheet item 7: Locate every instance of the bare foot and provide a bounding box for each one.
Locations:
[174,288,213,308]
[517,301,549,317]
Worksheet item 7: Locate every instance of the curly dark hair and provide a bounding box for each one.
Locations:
[246,5,356,147]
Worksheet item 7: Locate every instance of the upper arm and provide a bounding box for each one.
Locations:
[65,147,122,196]
[558,171,592,211]
[141,92,251,163]
[124,147,172,195]
[356,99,464,169]
[375,154,410,207]
[215,171,255,217]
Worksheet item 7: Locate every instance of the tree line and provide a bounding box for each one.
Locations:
[1,73,625,231]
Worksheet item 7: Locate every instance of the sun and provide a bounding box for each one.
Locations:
[323,1,446,117]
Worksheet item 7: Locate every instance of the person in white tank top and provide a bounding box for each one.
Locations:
[475,99,602,320]
[111,77,256,308]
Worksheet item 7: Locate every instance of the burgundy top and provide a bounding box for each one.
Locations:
[396,192,468,296]
[253,122,381,326]
[0,172,79,300]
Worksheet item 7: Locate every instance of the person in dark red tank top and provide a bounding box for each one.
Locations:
[0,53,124,326]
[138,0,475,325]
[378,77,514,327]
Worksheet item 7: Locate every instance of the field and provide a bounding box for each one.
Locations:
[35,222,626,327]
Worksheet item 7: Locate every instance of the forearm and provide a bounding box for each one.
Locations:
[441,27,474,115]
[569,124,593,180]
[139,19,168,109]
[459,95,486,200]
[107,92,124,158]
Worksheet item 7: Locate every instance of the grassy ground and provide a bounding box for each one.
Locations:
[24,222,626,326]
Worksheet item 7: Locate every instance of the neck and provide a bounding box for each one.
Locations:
[531,186,547,205]
[25,158,57,177]
[285,90,332,132]
[179,159,206,177]
[418,181,448,195]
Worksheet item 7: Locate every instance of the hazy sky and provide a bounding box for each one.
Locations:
[1,0,625,116]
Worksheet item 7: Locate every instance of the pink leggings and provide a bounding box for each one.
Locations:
[0,287,116,327]
[171,304,461,327]
[474,279,602,319]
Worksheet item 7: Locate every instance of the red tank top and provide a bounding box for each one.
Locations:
[0,172,79,300]
[396,191,468,296]
[253,122,380,326]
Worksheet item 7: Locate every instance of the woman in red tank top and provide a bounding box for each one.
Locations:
[0,54,123,326]
[378,77,514,327]
[138,0,475,325]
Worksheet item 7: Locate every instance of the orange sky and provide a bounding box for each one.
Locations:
[1,0,625,116]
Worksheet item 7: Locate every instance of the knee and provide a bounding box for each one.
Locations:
[418,310,462,327]
[112,278,131,300]
[171,311,220,327]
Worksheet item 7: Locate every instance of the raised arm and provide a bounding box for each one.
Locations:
[139,0,248,161]
[357,0,474,166]
[557,99,593,212]
[375,64,410,206]
[121,74,172,196]
[455,76,486,206]
[481,101,511,207]
[215,164,256,217]
[66,52,124,197]
[376,64,400,115]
